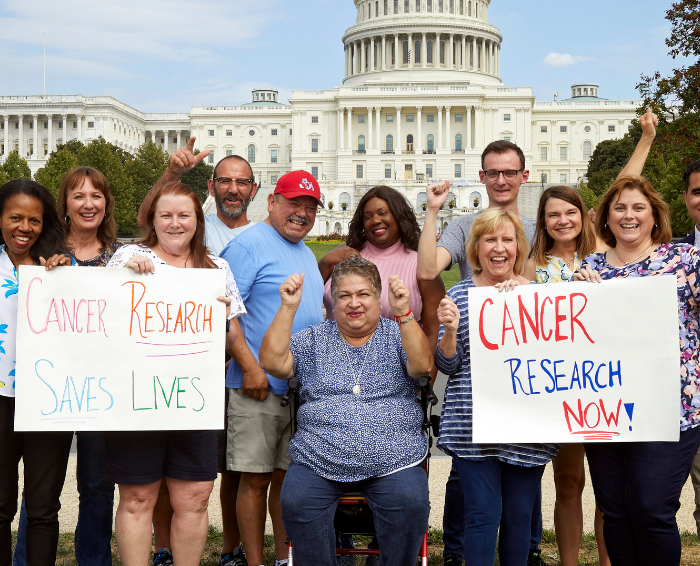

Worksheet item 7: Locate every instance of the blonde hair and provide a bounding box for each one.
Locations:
[466,209,530,276]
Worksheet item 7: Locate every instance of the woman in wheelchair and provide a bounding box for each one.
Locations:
[260,256,434,566]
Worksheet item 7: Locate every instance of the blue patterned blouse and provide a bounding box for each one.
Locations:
[289,317,428,482]
[436,278,560,466]
[579,243,700,431]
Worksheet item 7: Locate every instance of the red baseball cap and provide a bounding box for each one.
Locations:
[273,171,325,208]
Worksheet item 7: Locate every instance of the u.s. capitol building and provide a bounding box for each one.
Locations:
[0,0,640,236]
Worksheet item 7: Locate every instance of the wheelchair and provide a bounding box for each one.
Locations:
[281,376,441,565]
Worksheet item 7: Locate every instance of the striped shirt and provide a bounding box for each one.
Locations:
[435,278,560,466]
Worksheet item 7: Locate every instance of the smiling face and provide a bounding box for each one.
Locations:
[362,197,401,249]
[334,274,381,338]
[0,194,43,266]
[479,150,529,208]
[477,222,518,281]
[683,172,700,230]
[607,188,655,248]
[208,158,258,220]
[544,197,582,246]
[153,194,197,256]
[267,194,317,243]
[65,178,105,236]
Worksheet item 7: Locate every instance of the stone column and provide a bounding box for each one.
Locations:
[32,114,39,157]
[480,39,485,71]
[62,114,69,145]
[367,107,374,149]
[435,33,441,68]
[77,114,83,143]
[382,35,387,70]
[448,34,454,69]
[3,115,9,156]
[338,108,345,150]
[416,106,423,153]
[472,37,477,70]
[176,130,182,147]
[445,107,452,150]
[497,44,500,75]
[394,34,400,69]
[437,106,443,149]
[466,105,472,149]
[347,107,353,150]
[361,39,366,72]
[396,106,402,154]
[475,106,483,150]
[151,130,157,145]
[18,115,23,157]
[421,33,427,68]
[461,35,467,70]
[489,41,494,73]
[370,37,375,70]
[47,114,53,154]
[375,107,382,150]
[408,33,413,68]
[163,130,170,152]
[345,45,350,78]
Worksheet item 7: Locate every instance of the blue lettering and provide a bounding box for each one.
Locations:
[70,376,88,412]
[582,362,599,392]
[609,361,622,387]
[541,359,555,393]
[569,362,582,390]
[60,379,73,413]
[99,378,114,410]
[505,358,528,395]
[526,360,540,395]
[35,360,57,416]
[86,377,98,411]
[554,360,568,391]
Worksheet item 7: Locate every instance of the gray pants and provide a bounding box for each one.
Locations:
[692,445,700,538]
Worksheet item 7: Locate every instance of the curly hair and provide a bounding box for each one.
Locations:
[345,186,420,252]
[140,182,216,269]
[330,255,382,302]
[57,167,117,251]
[0,180,68,263]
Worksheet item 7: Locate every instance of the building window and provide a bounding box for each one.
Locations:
[384,0,388,14]
[248,144,256,163]
[427,134,434,151]
[608,125,616,132]
[289,129,293,135]
[560,125,567,133]
[226,150,233,157]
[226,130,233,136]
[415,40,421,62]
[14,123,18,129]
[386,135,394,152]
[405,0,409,11]
[584,125,591,133]
[208,129,215,137]
[88,121,95,128]
[583,140,592,160]
[455,114,463,122]
[311,139,319,153]
[455,134,463,151]
[504,114,511,122]
[403,41,409,64]
[312,116,319,124]
[249,130,255,136]
[358,115,366,123]
[503,136,511,142]
[42,122,47,129]
[426,164,433,177]
[311,167,319,179]
[428,0,432,11]
[271,129,278,136]
[208,153,215,164]
[628,124,634,131]
[386,115,394,122]
[356,164,364,179]
[541,125,548,133]
[358,135,366,152]
[271,175,279,184]
[73,122,78,129]
[540,147,548,161]
[440,41,445,64]
[560,147,568,161]
[406,115,414,122]
[29,122,33,130]
[541,173,548,183]
[271,149,278,163]
[427,41,433,64]
[385,164,392,178]
[394,0,398,12]
[427,115,434,122]
[560,173,567,183]
[455,164,462,178]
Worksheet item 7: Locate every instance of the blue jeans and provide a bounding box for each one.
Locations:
[281,463,429,566]
[454,457,545,566]
[14,433,115,566]
[585,426,700,566]
[442,458,544,560]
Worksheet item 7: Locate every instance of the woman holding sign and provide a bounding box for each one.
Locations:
[576,175,700,566]
[105,182,245,566]
[0,180,75,566]
[436,208,560,566]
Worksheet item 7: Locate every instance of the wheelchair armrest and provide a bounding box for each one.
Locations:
[280,378,298,408]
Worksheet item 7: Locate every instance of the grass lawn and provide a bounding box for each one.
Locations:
[305,242,461,290]
[43,527,700,565]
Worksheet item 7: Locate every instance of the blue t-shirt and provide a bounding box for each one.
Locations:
[204,214,256,256]
[220,222,324,394]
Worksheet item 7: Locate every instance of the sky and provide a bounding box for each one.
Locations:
[0,0,683,113]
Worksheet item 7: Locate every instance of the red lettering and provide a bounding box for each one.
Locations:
[563,399,584,432]
[87,300,97,333]
[570,293,595,344]
[144,303,155,333]
[174,306,184,333]
[203,306,213,332]
[555,296,568,342]
[62,300,75,331]
[98,299,107,337]
[184,301,196,334]
[44,298,63,332]
[518,293,539,344]
[75,300,87,333]
[584,402,601,428]
[156,302,166,332]
[166,303,173,333]
[478,299,498,351]
[501,302,520,346]
[540,296,553,341]
[600,399,622,427]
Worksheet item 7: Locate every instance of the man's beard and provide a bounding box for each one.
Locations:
[216,191,250,219]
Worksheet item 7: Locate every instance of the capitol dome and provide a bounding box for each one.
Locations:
[343,0,502,86]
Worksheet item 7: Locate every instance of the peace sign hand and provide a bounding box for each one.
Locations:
[167,137,211,175]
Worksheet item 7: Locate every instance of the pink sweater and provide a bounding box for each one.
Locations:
[323,239,423,322]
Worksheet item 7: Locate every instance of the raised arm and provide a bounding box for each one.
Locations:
[417,275,445,382]
[137,137,211,230]
[259,274,304,381]
[318,244,360,283]
[617,108,658,179]
[417,181,454,280]
[388,276,434,378]
[436,297,460,359]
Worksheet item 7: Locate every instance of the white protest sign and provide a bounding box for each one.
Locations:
[468,276,680,443]
[15,266,226,432]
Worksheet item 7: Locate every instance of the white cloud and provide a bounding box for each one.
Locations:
[543,52,593,67]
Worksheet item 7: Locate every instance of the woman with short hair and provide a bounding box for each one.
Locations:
[260,255,433,566]
[576,175,700,565]
[436,208,560,566]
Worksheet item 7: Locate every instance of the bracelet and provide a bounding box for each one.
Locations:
[397,313,415,325]
[394,309,412,322]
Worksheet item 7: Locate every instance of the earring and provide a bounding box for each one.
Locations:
[604,223,608,230]
[65,216,70,224]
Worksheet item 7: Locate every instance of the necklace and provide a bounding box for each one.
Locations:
[612,244,654,266]
[343,332,375,396]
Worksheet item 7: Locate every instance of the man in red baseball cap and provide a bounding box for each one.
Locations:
[273,170,325,208]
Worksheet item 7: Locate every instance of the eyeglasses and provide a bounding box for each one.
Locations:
[482,169,523,181]
[213,177,254,189]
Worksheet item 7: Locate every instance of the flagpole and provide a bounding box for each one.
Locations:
[43,32,46,96]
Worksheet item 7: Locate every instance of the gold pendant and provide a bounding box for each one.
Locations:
[352,385,361,395]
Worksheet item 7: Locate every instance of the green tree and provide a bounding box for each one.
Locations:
[125,142,169,211]
[1,151,32,181]
[77,138,137,236]
[0,168,7,187]
[34,149,79,197]
[53,140,84,158]
[181,150,214,203]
